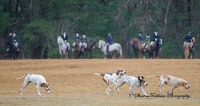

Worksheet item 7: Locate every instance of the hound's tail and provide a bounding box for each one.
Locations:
[16,74,26,80]
[147,75,160,78]
[93,73,104,76]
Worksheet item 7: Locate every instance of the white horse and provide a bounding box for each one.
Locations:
[98,40,123,58]
[57,36,70,58]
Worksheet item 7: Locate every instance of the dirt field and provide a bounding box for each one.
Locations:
[0,59,200,106]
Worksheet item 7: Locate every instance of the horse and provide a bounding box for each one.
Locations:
[183,37,196,59]
[4,39,20,59]
[129,38,152,59]
[73,42,84,59]
[83,40,96,58]
[151,38,162,59]
[57,36,70,58]
[98,40,123,59]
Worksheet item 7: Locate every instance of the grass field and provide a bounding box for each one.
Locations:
[0,59,199,106]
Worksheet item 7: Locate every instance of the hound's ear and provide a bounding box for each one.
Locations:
[138,76,140,80]
[116,70,120,75]
[167,76,170,80]
[44,83,48,87]
[142,76,144,79]
[40,83,45,87]
[179,82,184,86]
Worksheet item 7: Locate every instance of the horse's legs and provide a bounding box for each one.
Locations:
[90,51,92,59]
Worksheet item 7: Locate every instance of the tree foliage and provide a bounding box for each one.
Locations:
[0,0,199,59]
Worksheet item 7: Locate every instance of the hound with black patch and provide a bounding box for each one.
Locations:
[114,75,148,98]
[16,74,50,96]
[148,75,190,94]
[93,69,126,95]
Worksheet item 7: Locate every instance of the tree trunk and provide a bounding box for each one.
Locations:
[162,0,171,37]
[187,0,193,26]
[29,0,33,22]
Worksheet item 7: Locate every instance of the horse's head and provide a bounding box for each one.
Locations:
[91,40,96,46]
[57,36,63,45]
[192,37,196,45]
[131,38,140,45]
[74,42,81,51]
[90,40,96,49]
[159,39,163,45]
[98,40,105,48]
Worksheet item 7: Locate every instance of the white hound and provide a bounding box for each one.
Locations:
[93,69,126,95]
[148,75,190,94]
[17,74,50,96]
[114,75,148,98]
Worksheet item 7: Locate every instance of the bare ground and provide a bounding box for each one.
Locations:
[0,59,200,106]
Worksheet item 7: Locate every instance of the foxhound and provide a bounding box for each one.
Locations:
[115,75,148,98]
[17,74,50,96]
[93,69,126,95]
[148,75,190,94]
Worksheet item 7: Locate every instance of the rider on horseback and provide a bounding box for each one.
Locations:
[137,32,145,49]
[11,32,19,50]
[72,32,82,51]
[150,30,161,49]
[62,31,70,51]
[105,33,113,53]
[61,31,68,43]
[184,31,194,51]
[138,32,144,42]
[81,33,88,48]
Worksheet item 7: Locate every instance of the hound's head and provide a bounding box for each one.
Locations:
[41,83,50,94]
[138,76,148,87]
[116,69,126,76]
[180,81,190,89]
[192,37,196,45]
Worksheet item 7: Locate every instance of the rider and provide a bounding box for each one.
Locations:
[81,33,88,49]
[5,32,13,52]
[73,31,82,49]
[12,32,18,43]
[184,31,193,50]
[137,32,145,48]
[138,32,144,42]
[105,33,113,53]
[61,31,68,43]
[11,32,19,49]
[151,30,160,44]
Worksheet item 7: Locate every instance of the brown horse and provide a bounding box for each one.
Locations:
[74,42,84,59]
[184,37,196,59]
[130,38,152,59]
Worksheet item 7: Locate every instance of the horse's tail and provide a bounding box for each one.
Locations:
[119,45,123,58]
[16,74,27,80]
[147,75,160,78]
[93,73,104,76]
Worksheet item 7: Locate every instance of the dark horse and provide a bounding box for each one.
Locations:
[151,39,162,59]
[129,38,152,59]
[83,40,96,58]
[4,40,20,59]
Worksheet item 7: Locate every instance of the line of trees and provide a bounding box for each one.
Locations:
[0,0,199,59]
